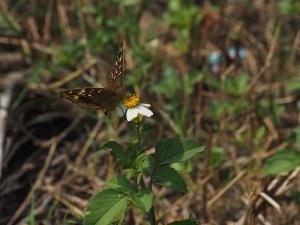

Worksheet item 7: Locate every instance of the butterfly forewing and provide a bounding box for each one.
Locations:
[60,88,122,111]
[106,42,125,95]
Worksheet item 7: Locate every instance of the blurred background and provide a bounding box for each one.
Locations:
[0,0,300,224]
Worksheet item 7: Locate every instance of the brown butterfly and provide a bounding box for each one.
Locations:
[59,43,125,112]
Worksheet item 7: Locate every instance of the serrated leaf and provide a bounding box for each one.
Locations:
[155,138,205,166]
[83,189,128,225]
[130,188,153,213]
[168,218,199,225]
[154,166,188,193]
[263,149,300,176]
[106,176,135,193]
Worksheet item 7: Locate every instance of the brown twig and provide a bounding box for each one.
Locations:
[207,170,246,207]
[45,59,97,89]
[74,119,103,167]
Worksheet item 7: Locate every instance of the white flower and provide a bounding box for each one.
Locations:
[117,95,153,121]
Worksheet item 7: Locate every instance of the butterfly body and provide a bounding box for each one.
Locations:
[59,43,125,112]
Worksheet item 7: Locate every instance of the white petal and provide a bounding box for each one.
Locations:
[136,105,153,117]
[126,108,138,121]
[142,103,151,108]
[116,104,127,117]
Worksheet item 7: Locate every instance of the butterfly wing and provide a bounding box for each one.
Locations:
[59,43,125,112]
[60,88,122,111]
[106,42,125,95]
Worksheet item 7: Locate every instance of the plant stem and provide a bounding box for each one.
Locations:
[136,122,141,154]
[148,206,157,225]
[135,121,157,225]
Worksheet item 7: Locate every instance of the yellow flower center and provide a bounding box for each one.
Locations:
[123,94,140,108]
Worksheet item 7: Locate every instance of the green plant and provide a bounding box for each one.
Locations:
[263,127,300,176]
[165,0,202,53]
[263,149,300,176]
[83,99,205,225]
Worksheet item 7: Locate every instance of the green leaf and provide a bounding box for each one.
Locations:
[123,0,141,6]
[106,176,135,193]
[154,166,188,193]
[126,169,136,180]
[102,141,126,161]
[133,153,150,183]
[126,143,138,161]
[167,218,199,225]
[130,188,153,213]
[102,141,131,169]
[83,189,128,225]
[171,161,193,173]
[287,78,300,93]
[208,147,226,169]
[155,138,205,166]
[289,128,300,149]
[224,74,250,97]
[209,99,249,120]
[263,149,300,176]
[146,155,156,174]
[134,153,150,172]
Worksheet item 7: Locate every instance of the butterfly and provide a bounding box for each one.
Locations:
[59,43,126,112]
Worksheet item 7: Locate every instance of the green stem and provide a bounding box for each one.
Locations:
[148,206,157,225]
[135,121,157,225]
[136,122,141,154]
[0,1,21,34]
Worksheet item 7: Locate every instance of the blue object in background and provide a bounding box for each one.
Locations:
[227,46,236,59]
[208,51,222,65]
[208,51,222,73]
[238,47,246,59]
[227,46,247,60]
